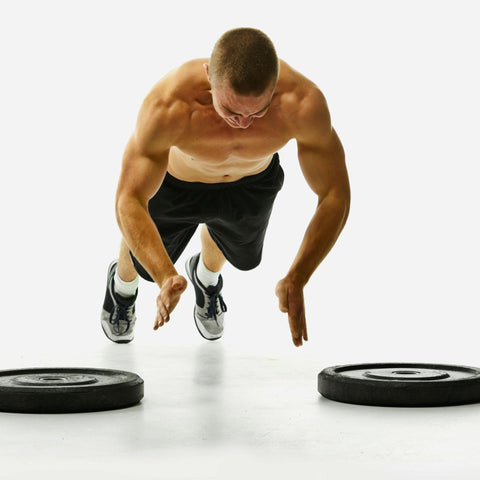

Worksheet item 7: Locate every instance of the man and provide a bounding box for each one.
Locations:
[101,28,350,347]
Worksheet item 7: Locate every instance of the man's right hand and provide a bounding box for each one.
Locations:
[154,275,188,330]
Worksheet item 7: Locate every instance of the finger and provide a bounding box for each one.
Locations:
[154,304,168,330]
[292,331,303,347]
[155,313,168,329]
[287,301,301,337]
[302,314,308,342]
[295,301,308,344]
[276,286,289,313]
[158,292,170,314]
[296,307,307,342]
[161,301,170,322]
[288,314,302,347]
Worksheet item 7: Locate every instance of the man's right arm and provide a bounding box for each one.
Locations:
[115,94,181,288]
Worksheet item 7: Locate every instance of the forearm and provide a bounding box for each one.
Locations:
[116,198,177,287]
[286,192,350,286]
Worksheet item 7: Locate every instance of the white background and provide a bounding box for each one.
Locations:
[1,0,478,359]
[0,1,479,478]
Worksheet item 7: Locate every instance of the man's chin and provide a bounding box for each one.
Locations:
[224,118,250,129]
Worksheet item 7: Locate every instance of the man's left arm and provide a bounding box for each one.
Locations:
[276,91,350,347]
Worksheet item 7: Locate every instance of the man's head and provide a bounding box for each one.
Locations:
[205,28,279,129]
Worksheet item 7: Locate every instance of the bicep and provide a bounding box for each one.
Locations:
[294,87,349,199]
[297,128,349,200]
[116,92,176,207]
[116,135,170,208]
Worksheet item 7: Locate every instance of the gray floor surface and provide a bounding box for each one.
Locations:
[1,335,479,480]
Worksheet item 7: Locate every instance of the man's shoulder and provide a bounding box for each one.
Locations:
[176,58,209,81]
[134,59,210,149]
[139,59,206,126]
[277,61,329,133]
[147,59,208,104]
[279,61,326,107]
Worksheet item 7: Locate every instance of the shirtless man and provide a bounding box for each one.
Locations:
[101,28,350,347]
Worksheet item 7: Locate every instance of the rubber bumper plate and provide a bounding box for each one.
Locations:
[0,368,144,413]
[318,363,480,407]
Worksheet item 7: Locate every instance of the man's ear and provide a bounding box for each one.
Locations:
[203,63,211,82]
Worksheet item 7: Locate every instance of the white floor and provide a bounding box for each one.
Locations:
[1,326,480,480]
[2,1,480,479]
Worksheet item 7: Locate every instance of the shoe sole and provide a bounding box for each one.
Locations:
[192,308,222,341]
[185,256,222,341]
[101,320,133,344]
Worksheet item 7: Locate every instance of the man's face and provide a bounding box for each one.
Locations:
[203,62,274,129]
[210,83,274,129]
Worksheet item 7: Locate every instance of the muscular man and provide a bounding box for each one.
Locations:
[101,28,350,347]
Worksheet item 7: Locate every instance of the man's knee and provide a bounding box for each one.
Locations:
[232,256,262,272]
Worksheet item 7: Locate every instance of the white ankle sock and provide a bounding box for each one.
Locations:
[196,254,221,287]
[114,270,139,298]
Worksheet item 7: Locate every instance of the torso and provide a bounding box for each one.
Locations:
[146,58,317,183]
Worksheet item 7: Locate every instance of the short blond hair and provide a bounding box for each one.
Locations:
[209,28,279,96]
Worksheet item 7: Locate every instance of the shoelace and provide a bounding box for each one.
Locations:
[206,292,227,323]
[109,304,133,334]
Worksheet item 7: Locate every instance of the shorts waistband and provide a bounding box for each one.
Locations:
[164,153,280,190]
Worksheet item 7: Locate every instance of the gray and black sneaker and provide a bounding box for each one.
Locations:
[101,261,137,344]
[185,253,227,341]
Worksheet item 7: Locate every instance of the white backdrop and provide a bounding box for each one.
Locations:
[0,0,478,364]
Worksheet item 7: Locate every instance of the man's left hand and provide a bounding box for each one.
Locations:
[275,277,308,347]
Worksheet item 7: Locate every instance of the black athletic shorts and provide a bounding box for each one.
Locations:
[130,153,284,282]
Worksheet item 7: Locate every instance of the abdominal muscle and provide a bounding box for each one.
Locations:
[167,146,274,183]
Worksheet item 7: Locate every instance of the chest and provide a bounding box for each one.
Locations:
[174,108,292,162]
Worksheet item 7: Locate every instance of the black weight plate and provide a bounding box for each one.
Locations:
[0,368,144,413]
[318,363,480,407]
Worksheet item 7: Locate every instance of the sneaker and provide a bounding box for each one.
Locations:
[101,261,137,344]
[185,253,227,341]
